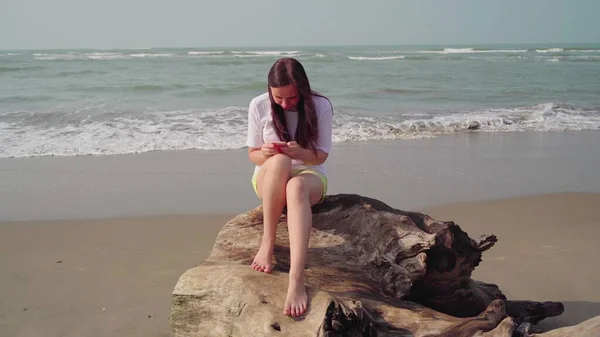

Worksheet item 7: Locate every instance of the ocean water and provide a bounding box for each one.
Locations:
[1,44,599,158]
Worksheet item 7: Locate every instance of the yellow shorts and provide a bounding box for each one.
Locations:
[251,168,328,202]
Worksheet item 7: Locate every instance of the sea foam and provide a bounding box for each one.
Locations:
[1,103,598,158]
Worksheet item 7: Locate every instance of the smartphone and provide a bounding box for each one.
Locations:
[271,141,288,153]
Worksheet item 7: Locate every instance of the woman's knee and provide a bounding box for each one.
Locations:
[286,177,309,202]
[265,154,292,172]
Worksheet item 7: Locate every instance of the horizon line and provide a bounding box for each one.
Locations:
[2,41,599,52]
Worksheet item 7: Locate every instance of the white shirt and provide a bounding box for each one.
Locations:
[246,92,333,176]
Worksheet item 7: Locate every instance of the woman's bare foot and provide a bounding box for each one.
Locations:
[283,274,308,317]
[251,239,274,273]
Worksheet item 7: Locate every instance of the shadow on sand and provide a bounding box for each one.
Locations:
[536,301,600,331]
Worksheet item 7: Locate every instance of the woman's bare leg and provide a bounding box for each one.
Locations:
[251,154,291,273]
[282,174,324,316]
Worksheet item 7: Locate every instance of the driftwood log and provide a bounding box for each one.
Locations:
[170,194,600,336]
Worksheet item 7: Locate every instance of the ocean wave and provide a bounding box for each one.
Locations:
[1,103,598,158]
[535,48,564,53]
[130,53,175,58]
[531,47,600,53]
[232,54,284,58]
[34,53,82,61]
[87,55,128,60]
[33,53,124,61]
[380,88,434,95]
[230,51,299,58]
[203,59,245,66]
[333,103,600,142]
[334,103,600,141]
[233,51,298,55]
[49,70,107,77]
[566,55,600,62]
[348,56,404,61]
[0,66,44,73]
[419,48,528,54]
[20,48,600,63]
[306,55,335,63]
[204,82,266,95]
[85,52,122,56]
[32,52,180,61]
[0,95,56,103]
[188,50,305,58]
[533,56,561,63]
[188,51,225,56]
[69,83,203,93]
[0,107,249,158]
[21,49,310,62]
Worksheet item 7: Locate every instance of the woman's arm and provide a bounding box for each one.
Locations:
[248,143,280,166]
[248,147,267,166]
[247,98,268,165]
[298,148,328,166]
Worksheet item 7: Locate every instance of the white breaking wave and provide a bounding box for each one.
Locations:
[1,103,598,158]
[441,48,475,53]
[231,51,299,57]
[34,53,81,61]
[486,49,528,53]
[130,53,175,58]
[0,107,248,158]
[188,51,225,55]
[536,48,564,53]
[535,56,562,62]
[348,56,405,61]
[245,51,298,55]
[32,52,178,61]
[332,103,600,142]
[419,48,527,54]
[85,52,122,56]
[87,53,127,60]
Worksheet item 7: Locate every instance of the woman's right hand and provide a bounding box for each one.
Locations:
[260,143,279,158]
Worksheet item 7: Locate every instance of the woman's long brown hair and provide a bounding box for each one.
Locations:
[267,57,330,153]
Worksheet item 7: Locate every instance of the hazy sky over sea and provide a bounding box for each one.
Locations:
[1,0,598,49]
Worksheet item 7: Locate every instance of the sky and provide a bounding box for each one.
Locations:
[1,0,599,50]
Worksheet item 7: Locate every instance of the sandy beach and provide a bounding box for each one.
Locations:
[0,214,236,337]
[1,131,600,336]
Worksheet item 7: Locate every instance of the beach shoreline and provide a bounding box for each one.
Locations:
[1,130,600,222]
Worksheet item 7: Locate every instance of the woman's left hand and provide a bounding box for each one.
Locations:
[281,141,306,160]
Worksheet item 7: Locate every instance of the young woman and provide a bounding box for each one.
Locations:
[246,57,333,317]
